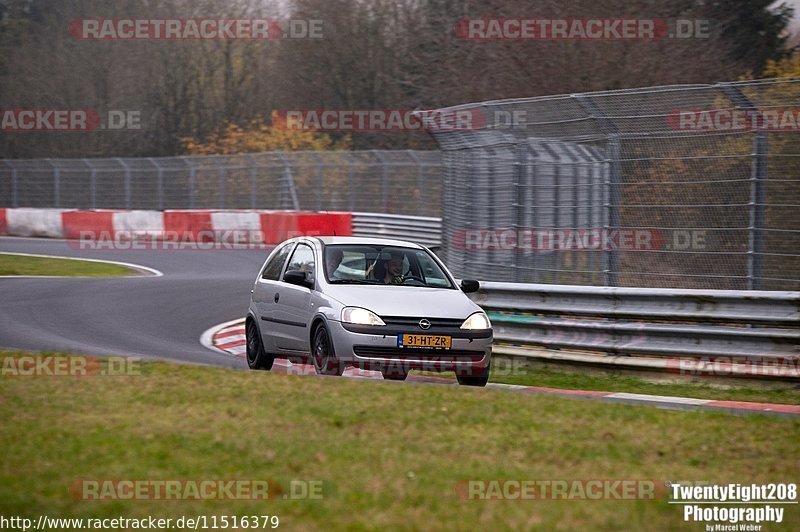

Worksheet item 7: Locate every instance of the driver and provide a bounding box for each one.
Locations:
[383,251,406,284]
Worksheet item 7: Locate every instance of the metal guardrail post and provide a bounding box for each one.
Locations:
[116,158,131,209]
[719,83,767,290]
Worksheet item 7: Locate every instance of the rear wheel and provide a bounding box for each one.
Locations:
[456,361,490,387]
[246,319,274,371]
[312,324,344,376]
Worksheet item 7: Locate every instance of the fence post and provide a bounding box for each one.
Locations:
[214,156,226,209]
[371,150,389,212]
[2,161,17,207]
[275,153,299,210]
[406,150,426,216]
[180,157,196,209]
[148,158,163,210]
[719,83,766,290]
[526,141,540,283]
[46,159,60,208]
[313,152,323,212]
[247,154,258,210]
[512,143,524,283]
[116,158,131,209]
[347,152,355,212]
[573,93,620,287]
[82,159,96,209]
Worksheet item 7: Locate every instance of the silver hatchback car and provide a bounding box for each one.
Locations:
[246,236,492,386]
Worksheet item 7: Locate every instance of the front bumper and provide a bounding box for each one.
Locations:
[327,319,492,374]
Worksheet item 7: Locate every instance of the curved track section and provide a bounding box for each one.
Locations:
[0,237,268,367]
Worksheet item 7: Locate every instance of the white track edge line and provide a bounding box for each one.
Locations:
[0,252,164,277]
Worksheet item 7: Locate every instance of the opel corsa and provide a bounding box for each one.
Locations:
[246,236,492,386]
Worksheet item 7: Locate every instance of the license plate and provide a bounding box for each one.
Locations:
[398,334,451,349]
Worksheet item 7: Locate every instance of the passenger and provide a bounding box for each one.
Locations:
[325,248,344,279]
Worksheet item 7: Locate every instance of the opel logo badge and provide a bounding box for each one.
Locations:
[419,319,431,330]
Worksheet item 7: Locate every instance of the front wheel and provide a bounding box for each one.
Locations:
[312,324,344,376]
[456,361,490,387]
[246,319,274,371]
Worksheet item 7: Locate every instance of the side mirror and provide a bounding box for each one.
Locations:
[284,270,314,289]
[460,279,480,294]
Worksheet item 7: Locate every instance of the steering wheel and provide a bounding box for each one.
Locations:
[399,273,425,285]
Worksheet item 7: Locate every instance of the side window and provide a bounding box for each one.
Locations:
[285,244,315,277]
[415,251,450,287]
[261,244,293,280]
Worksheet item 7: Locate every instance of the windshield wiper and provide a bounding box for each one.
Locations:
[328,279,382,284]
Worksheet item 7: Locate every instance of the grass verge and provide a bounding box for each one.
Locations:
[485,358,800,405]
[0,353,798,530]
[0,253,134,277]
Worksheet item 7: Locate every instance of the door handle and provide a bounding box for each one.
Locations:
[274,293,280,303]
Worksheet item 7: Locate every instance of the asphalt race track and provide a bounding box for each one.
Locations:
[0,237,269,367]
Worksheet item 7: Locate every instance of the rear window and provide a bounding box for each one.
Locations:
[261,243,293,280]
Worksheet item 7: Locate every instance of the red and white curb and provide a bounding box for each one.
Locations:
[0,208,352,243]
[200,319,800,416]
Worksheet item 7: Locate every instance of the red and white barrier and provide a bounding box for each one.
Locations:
[0,208,352,244]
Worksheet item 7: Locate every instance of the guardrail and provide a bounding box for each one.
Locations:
[352,212,442,247]
[470,282,800,379]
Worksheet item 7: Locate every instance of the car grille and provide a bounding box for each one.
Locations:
[353,346,484,362]
[380,316,464,328]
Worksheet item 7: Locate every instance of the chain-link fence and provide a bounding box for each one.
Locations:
[0,150,443,217]
[428,78,800,291]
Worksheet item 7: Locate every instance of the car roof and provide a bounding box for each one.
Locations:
[312,236,425,249]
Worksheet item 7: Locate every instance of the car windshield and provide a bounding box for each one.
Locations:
[323,245,454,289]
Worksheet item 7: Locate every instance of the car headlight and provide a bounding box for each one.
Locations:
[341,307,386,326]
[460,312,491,330]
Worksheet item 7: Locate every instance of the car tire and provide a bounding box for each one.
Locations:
[312,324,344,376]
[246,318,275,371]
[456,361,490,387]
